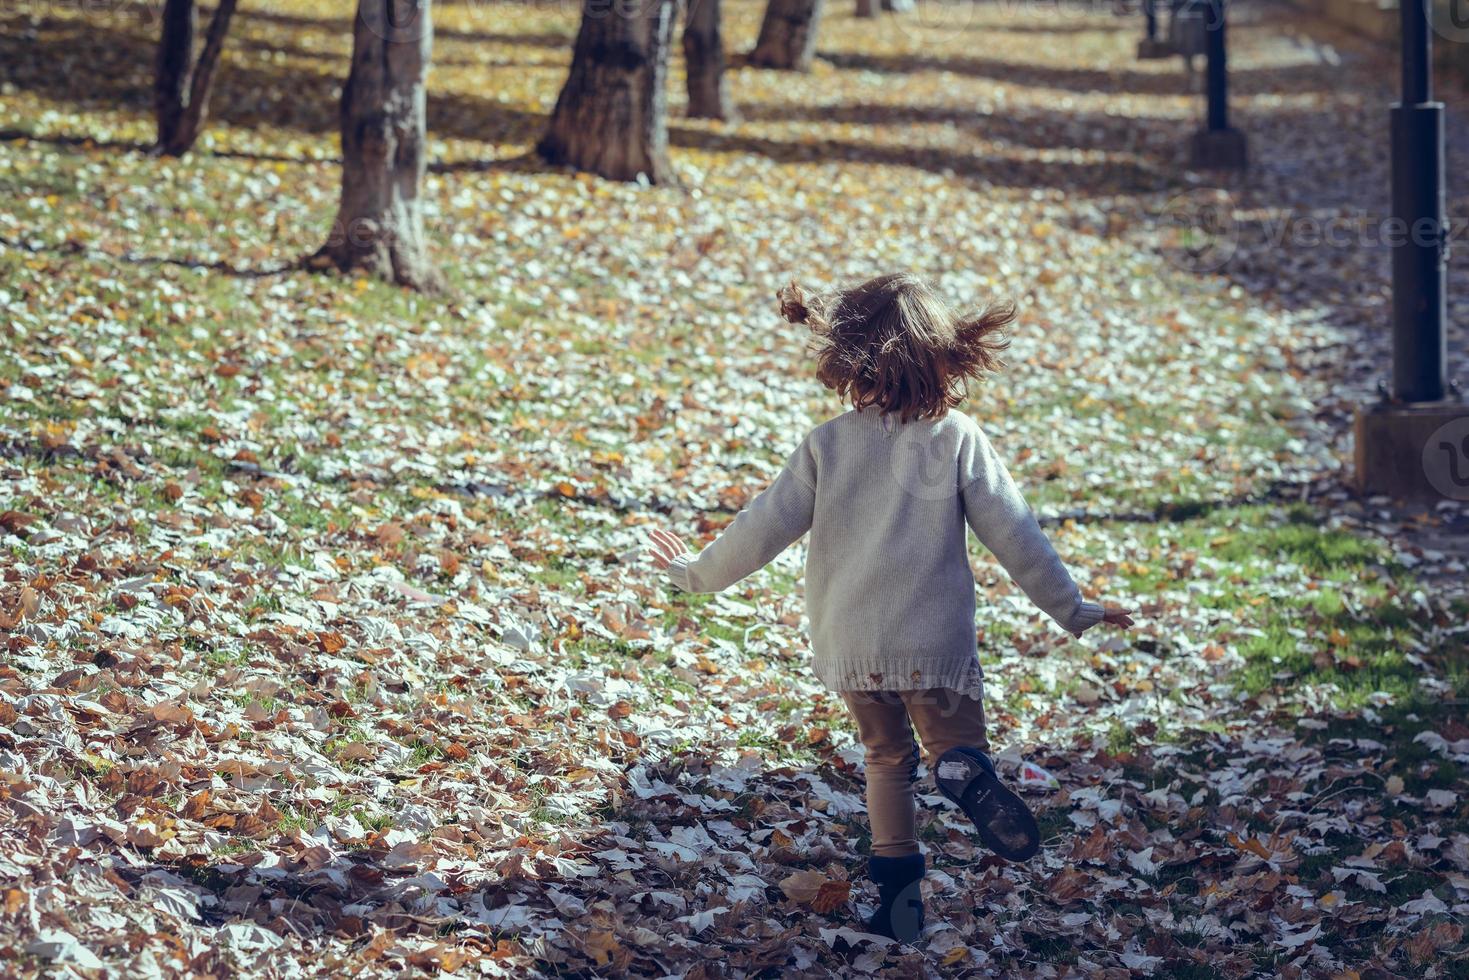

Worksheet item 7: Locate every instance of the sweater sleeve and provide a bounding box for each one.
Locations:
[665,437,817,595]
[960,427,1104,635]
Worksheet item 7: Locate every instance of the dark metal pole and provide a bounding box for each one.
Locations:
[1390,0,1448,403]
[1401,0,1430,104]
[1205,0,1228,132]
[1144,0,1157,42]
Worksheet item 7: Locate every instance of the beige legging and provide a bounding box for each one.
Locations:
[842,688,990,859]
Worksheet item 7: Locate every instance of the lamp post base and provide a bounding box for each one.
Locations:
[1189,127,1248,169]
[1137,37,1175,59]
[1355,400,1469,502]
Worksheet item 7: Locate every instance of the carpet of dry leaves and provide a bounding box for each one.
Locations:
[2,0,1469,976]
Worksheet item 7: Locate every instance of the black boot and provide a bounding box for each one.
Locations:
[934,747,1040,861]
[867,853,925,943]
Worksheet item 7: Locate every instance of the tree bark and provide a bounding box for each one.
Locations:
[154,0,196,151]
[538,0,678,183]
[683,0,734,120]
[158,0,239,156]
[311,0,441,291]
[854,0,877,19]
[749,0,825,72]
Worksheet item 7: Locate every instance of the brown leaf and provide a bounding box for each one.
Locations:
[1070,825,1114,864]
[234,814,268,838]
[316,631,347,654]
[0,511,37,536]
[181,790,210,821]
[147,701,195,726]
[810,879,851,914]
[1047,868,1091,904]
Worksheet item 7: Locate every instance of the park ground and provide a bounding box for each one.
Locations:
[2,0,1469,976]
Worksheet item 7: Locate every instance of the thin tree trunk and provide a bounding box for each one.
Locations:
[854,0,877,19]
[154,0,196,151]
[683,0,734,121]
[538,0,677,183]
[310,0,441,291]
[159,0,239,156]
[749,0,825,72]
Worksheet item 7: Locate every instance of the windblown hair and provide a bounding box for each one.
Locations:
[778,273,1013,422]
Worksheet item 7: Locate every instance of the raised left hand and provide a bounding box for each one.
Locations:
[644,527,690,570]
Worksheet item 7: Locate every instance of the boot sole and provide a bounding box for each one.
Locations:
[934,747,1040,861]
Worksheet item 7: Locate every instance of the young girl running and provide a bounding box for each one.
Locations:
[645,273,1134,943]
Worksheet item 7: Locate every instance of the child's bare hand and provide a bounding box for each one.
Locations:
[644,528,690,570]
[1074,604,1134,638]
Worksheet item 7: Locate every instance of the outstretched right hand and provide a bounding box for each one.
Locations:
[1073,604,1135,639]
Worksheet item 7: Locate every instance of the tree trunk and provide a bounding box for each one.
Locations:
[749,0,825,72]
[158,0,239,156]
[154,0,195,151]
[538,0,677,183]
[683,0,734,121]
[854,0,877,19]
[880,0,913,11]
[311,0,441,291]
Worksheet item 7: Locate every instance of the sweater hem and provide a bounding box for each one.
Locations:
[816,656,986,698]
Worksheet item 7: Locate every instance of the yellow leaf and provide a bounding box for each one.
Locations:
[583,930,620,966]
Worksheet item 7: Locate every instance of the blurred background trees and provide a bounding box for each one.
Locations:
[748,0,826,71]
[684,0,735,121]
[536,0,679,183]
[153,0,239,156]
[309,0,440,290]
[144,0,911,284]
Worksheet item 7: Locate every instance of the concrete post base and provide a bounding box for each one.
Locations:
[1137,38,1175,59]
[1355,400,1469,502]
[1189,127,1249,169]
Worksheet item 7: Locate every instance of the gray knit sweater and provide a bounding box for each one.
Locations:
[666,407,1104,693]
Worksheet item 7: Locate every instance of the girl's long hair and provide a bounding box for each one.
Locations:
[778,273,1013,422]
